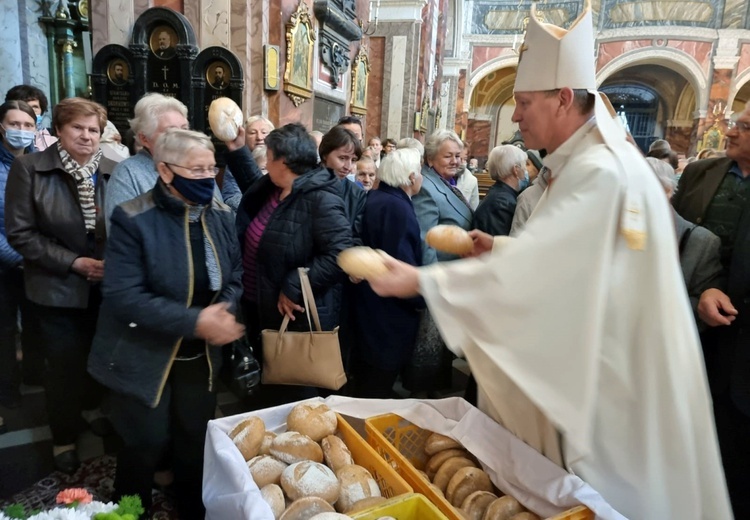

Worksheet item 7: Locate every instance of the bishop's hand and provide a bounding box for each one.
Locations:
[367,252,420,299]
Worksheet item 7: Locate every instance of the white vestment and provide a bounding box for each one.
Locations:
[418,117,732,519]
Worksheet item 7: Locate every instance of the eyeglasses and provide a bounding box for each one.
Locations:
[720,119,750,133]
[165,163,219,178]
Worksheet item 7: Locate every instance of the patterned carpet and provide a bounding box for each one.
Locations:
[0,455,178,519]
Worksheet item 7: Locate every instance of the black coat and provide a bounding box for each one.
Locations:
[236,165,353,332]
[355,184,424,370]
[473,180,518,237]
[334,175,366,245]
[87,179,243,407]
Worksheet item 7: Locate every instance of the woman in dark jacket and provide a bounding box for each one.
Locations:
[236,123,352,407]
[88,129,244,519]
[5,97,116,473]
[353,148,425,397]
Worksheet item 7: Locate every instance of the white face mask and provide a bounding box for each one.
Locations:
[517,168,530,191]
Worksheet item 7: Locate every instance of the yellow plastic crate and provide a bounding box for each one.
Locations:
[335,413,413,499]
[351,493,449,520]
[365,413,594,520]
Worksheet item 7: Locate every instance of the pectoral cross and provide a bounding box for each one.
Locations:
[162,66,169,80]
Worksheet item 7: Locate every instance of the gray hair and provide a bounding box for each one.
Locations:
[424,130,463,163]
[252,144,267,164]
[129,93,188,140]
[397,137,424,158]
[646,157,677,194]
[153,128,214,165]
[378,148,422,188]
[486,145,527,182]
[245,115,274,131]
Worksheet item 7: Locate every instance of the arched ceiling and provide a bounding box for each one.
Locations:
[600,64,692,120]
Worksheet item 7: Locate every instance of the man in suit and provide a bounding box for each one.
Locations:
[211,65,227,90]
[154,31,176,59]
[674,105,750,518]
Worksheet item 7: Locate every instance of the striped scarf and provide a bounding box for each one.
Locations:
[57,142,102,232]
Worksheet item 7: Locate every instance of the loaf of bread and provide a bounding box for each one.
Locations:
[424,432,463,455]
[208,97,243,142]
[321,435,354,473]
[433,456,477,492]
[460,490,498,520]
[482,496,524,520]
[270,431,324,464]
[508,513,540,520]
[346,496,387,514]
[260,431,277,456]
[425,448,471,479]
[337,247,389,280]
[248,455,288,488]
[334,464,381,513]
[286,402,338,442]
[260,483,285,519]
[446,467,493,508]
[281,460,340,504]
[308,513,354,520]
[279,497,335,520]
[229,416,265,460]
[425,225,473,256]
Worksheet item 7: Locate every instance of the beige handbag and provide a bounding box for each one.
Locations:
[261,268,347,390]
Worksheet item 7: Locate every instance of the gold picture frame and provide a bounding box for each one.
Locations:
[350,45,370,115]
[698,122,725,152]
[283,0,315,107]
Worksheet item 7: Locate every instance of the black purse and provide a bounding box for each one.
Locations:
[221,336,261,399]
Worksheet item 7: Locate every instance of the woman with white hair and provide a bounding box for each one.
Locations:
[473,144,529,236]
[245,115,274,150]
[353,148,424,397]
[647,156,721,325]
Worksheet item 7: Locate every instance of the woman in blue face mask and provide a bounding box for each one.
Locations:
[0,100,37,424]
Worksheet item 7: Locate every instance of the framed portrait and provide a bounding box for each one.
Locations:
[349,46,370,115]
[150,25,178,60]
[206,61,229,90]
[107,59,129,86]
[283,0,315,107]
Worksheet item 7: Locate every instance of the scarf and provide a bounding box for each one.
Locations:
[57,142,102,232]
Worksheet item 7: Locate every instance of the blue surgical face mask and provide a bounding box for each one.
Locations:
[2,126,35,150]
[168,169,215,204]
[517,169,530,192]
[36,115,43,129]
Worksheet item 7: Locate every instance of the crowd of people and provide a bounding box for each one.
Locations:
[0,72,747,519]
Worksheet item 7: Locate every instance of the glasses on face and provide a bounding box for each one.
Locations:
[166,163,219,178]
[720,119,750,133]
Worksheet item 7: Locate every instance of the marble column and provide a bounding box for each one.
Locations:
[443,57,468,134]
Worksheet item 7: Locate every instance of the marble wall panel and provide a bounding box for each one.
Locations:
[455,69,467,136]
[667,40,713,72]
[366,36,385,141]
[596,40,652,70]
[387,35,407,138]
[229,0,252,115]
[154,0,184,12]
[737,43,750,76]
[665,125,692,154]
[133,0,151,19]
[19,0,51,108]
[108,0,136,48]
[91,0,110,52]
[722,0,744,28]
[472,46,505,73]
[248,0,268,117]
[183,0,200,44]
[0,1,23,99]
[466,119,491,159]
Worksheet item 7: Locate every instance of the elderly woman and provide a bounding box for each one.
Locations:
[5,97,117,473]
[245,115,274,151]
[88,129,244,518]
[647,157,721,327]
[413,130,473,264]
[353,149,424,397]
[473,144,529,236]
[236,123,352,407]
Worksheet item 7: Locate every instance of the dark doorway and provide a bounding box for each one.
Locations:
[600,84,661,153]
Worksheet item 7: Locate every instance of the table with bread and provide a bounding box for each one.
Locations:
[204,397,620,520]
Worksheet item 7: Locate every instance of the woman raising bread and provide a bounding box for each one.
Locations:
[88,129,244,518]
[5,98,117,473]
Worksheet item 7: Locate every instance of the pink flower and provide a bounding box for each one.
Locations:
[56,488,93,505]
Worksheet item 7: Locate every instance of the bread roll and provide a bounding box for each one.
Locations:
[425,225,473,256]
[346,496,387,514]
[248,455,288,488]
[461,491,498,520]
[271,431,324,464]
[337,247,389,280]
[482,496,524,520]
[446,467,494,508]
[279,497,335,520]
[433,456,477,492]
[321,435,354,472]
[281,461,340,504]
[508,514,540,520]
[287,403,338,442]
[334,464,381,513]
[425,448,471,479]
[260,483,285,519]
[208,97,243,142]
[424,432,463,455]
[308,514,353,520]
[260,431,277,455]
[229,416,265,460]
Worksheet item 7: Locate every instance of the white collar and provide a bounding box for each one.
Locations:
[543,116,597,178]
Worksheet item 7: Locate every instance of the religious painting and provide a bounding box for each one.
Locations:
[349,46,370,116]
[150,25,178,60]
[699,123,725,152]
[107,59,129,86]
[283,0,315,107]
[206,61,229,90]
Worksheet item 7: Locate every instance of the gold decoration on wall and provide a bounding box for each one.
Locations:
[349,45,370,116]
[284,0,316,107]
[419,95,430,134]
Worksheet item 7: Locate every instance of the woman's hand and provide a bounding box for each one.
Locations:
[367,253,420,298]
[72,257,105,282]
[226,125,246,152]
[195,302,245,345]
[465,229,494,257]
[278,292,304,320]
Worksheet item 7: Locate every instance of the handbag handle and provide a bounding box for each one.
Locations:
[298,267,322,332]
